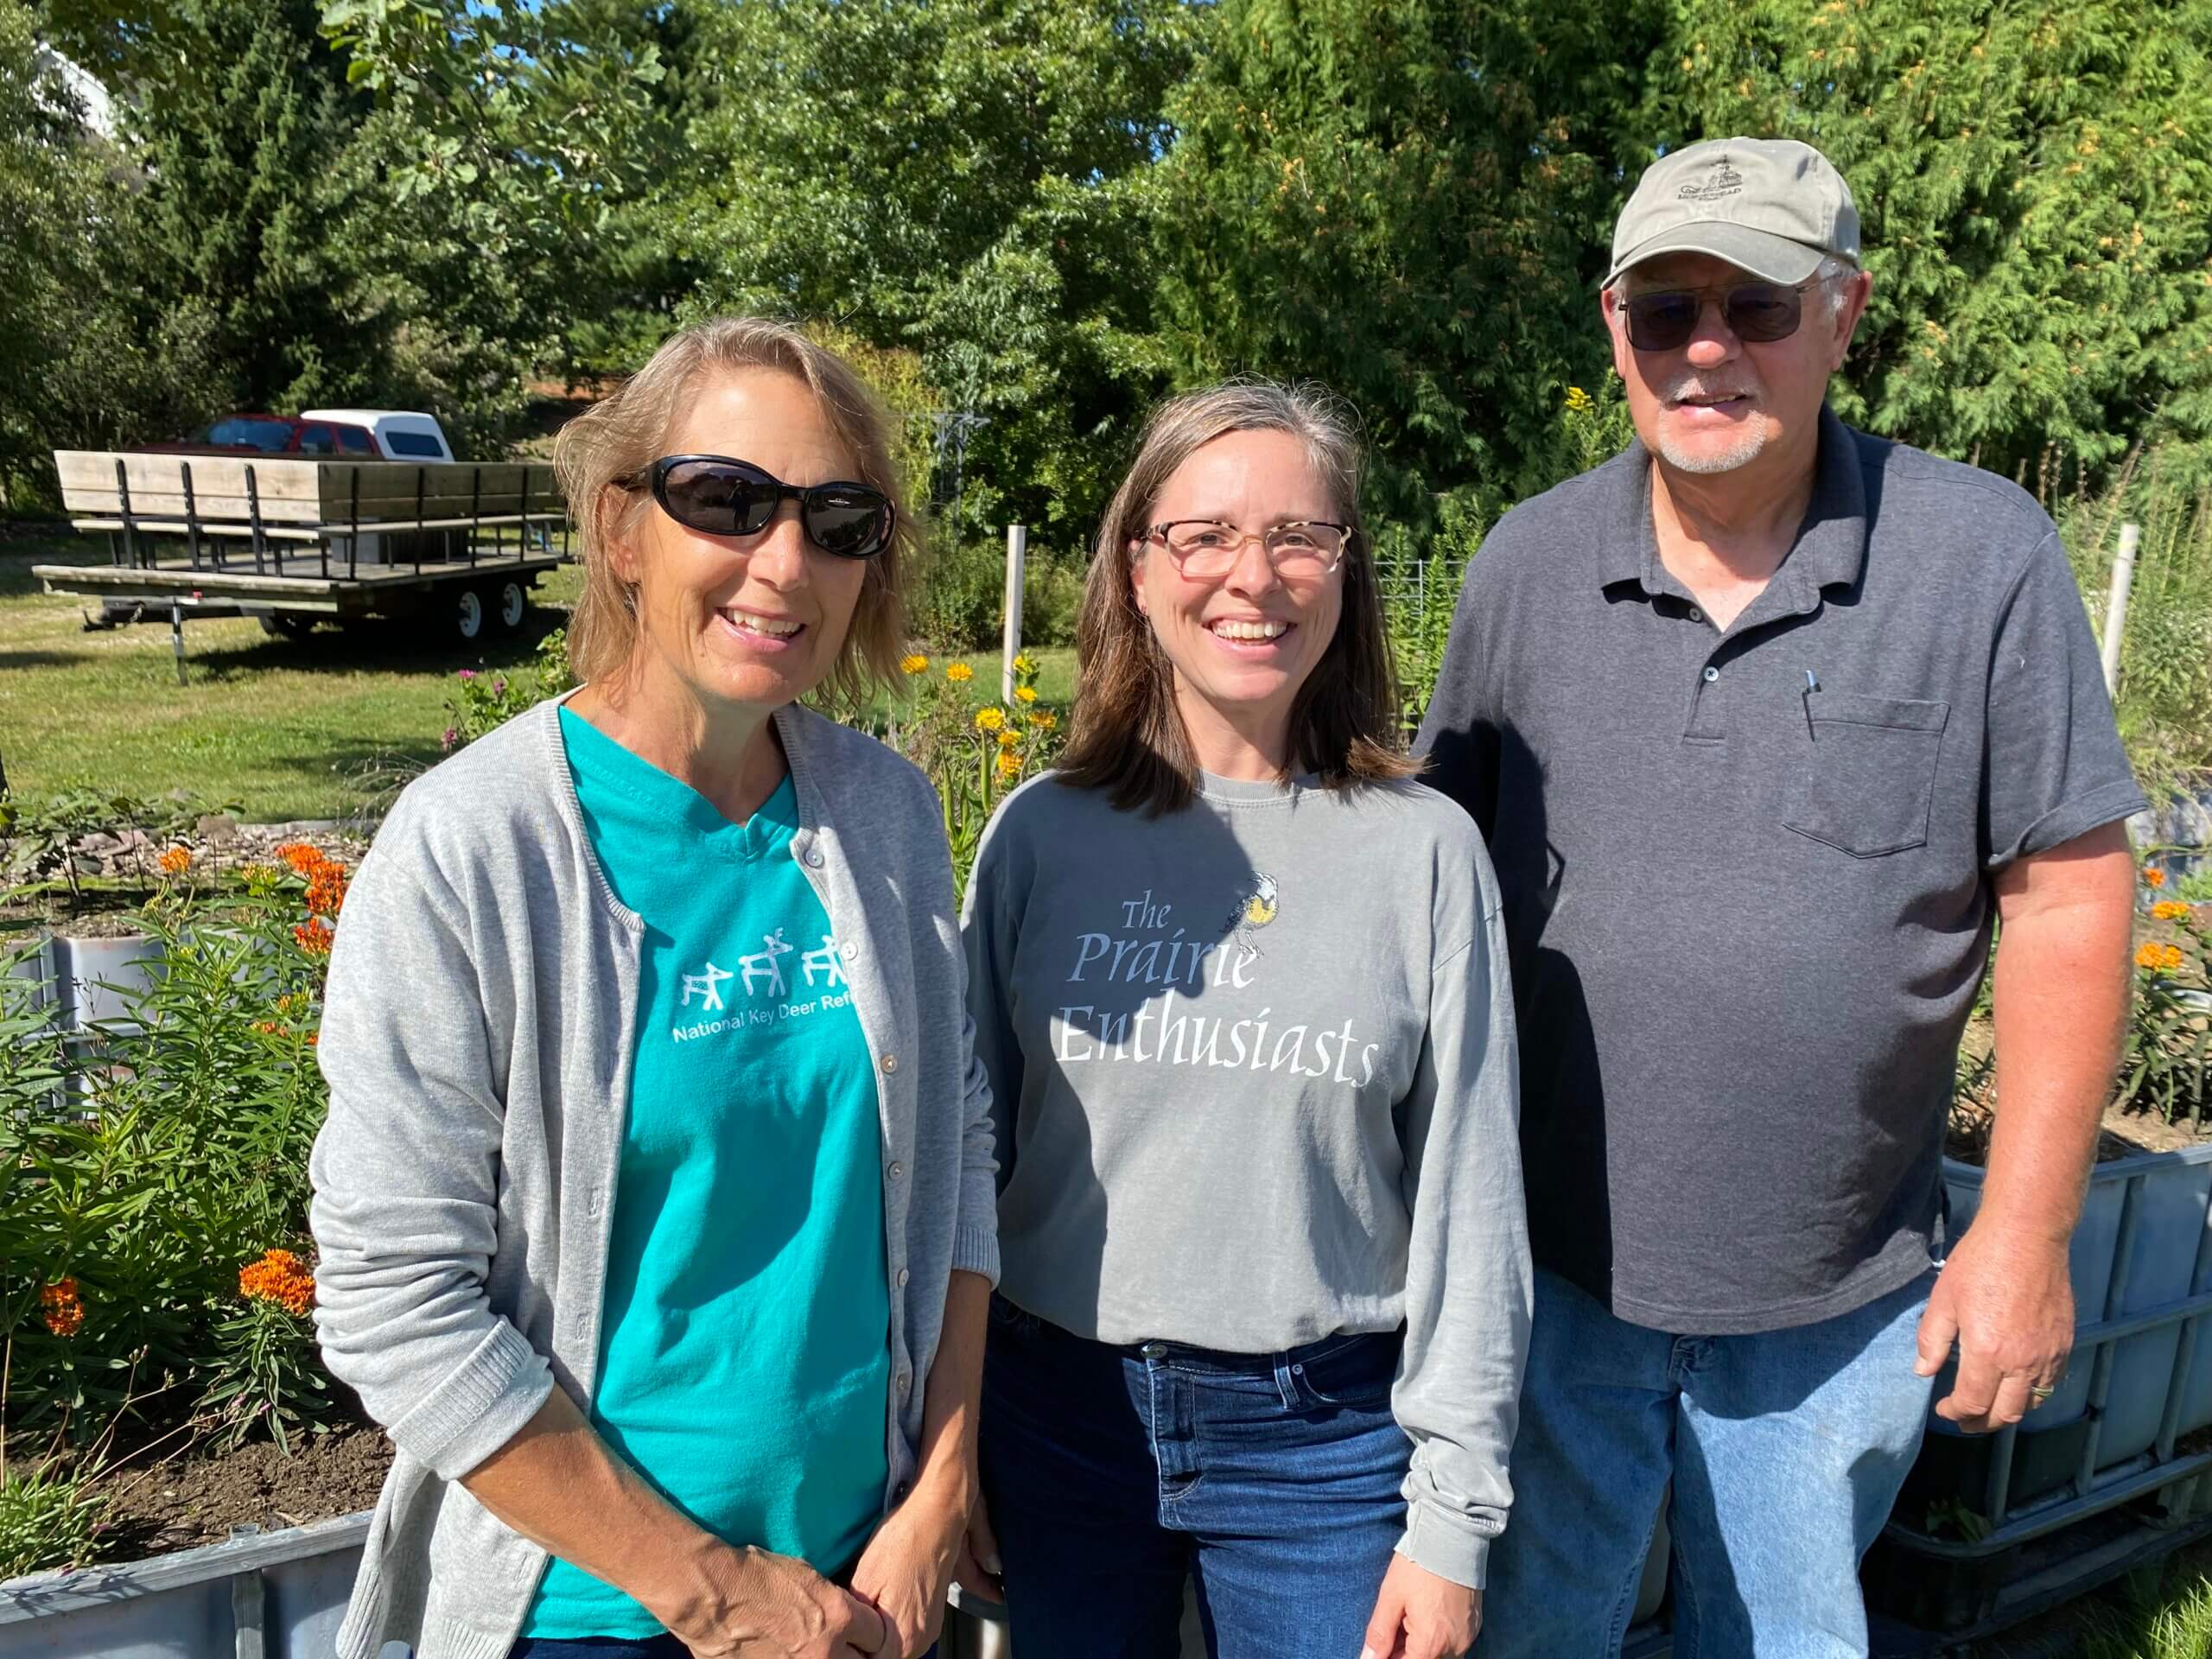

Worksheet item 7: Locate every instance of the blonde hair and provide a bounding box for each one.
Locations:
[1058,378,1417,815]
[552,317,916,708]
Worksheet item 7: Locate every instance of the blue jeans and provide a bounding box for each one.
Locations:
[1480,1268,1937,1659]
[979,1294,1409,1659]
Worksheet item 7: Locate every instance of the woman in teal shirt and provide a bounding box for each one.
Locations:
[309,319,998,1659]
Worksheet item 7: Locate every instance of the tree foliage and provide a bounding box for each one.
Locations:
[1143,0,1663,520]
[1640,0,2212,478]
[10,0,2212,525]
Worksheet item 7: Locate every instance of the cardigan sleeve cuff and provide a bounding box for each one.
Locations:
[1396,1496,1498,1591]
[388,1318,556,1482]
[950,1222,1001,1288]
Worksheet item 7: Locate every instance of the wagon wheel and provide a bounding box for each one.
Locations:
[454,587,487,643]
[493,578,530,633]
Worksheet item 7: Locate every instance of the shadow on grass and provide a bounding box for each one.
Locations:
[169,609,569,686]
[0,650,89,671]
[0,539,109,599]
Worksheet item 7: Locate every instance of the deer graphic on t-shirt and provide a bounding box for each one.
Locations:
[800,933,846,989]
[679,961,734,1013]
[738,929,795,998]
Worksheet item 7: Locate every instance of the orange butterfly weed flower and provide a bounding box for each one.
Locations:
[2137,943,2186,974]
[294,918,335,956]
[272,842,323,876]
[2144,867,2168,889]
[305,866,349,918]
[2152,900,2191,922]
[41,1278,85,1338]
[157,845,193,875]
[239,1249,316,1317]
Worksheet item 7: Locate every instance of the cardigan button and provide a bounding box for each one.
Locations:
[804,848,825,868]
[896,1268,911,1289]
[880,1053,899,1075]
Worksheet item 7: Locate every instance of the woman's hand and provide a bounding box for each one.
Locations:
[952,1497,1004,1605]
[658,1541,888,1659]
[849,1480,971,1657]
[1360,1553,1482,1659]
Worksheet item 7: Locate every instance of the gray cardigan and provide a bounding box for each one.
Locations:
[308,698,999,1659]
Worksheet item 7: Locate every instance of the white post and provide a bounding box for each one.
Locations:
[1001,524,1027,703]
[2101,520,2142,696]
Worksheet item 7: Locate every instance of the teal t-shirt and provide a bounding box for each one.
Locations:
[525,708,892,1638]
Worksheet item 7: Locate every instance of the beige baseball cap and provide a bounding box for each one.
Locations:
[1606,137,1860,287]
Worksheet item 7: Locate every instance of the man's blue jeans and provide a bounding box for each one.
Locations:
[1480,1268,1937,1658]
[979,1294,1409,1659]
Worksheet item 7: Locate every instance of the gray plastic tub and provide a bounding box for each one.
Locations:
[1890,1144,2212,1550]
[0,1514,369,1658]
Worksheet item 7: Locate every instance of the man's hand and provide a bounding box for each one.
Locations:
[661,1544,888,1659]
[849,1481,969,1658]
[1360,1552,1482,1659]
[1916,1221,2074,1433]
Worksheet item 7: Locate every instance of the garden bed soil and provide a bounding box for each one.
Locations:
[92,1421,391,1560]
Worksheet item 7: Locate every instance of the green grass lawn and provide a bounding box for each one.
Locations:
[0,532,1072,822]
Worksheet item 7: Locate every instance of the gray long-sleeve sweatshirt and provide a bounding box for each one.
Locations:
[961,768,1531,1588]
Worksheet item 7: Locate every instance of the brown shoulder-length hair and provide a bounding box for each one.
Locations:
[552,316,917,709]
[1058,378,1417,815]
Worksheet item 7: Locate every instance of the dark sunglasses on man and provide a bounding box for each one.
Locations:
[641,454,896,560]
[1619,274,1840,354]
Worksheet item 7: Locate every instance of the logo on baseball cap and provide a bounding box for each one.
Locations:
[1607,137,1860,288]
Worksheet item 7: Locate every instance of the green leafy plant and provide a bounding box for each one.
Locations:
[881,654,1064,900]
[2120,871,2212,1127]
[0,876,335,1437]
[0,1453,112,1579]
[200,1251,331,1456]
[0,788,234,911]
[442,626,578,752]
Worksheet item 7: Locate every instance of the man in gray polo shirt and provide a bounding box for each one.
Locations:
[1417,137,2144,1655]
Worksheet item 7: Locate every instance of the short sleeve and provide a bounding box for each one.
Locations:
[1981,531,2148,870]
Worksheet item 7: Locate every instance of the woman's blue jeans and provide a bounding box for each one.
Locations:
[979,1292,1411,1659]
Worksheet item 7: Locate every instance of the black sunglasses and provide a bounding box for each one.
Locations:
[1621,277,1830,353]
[645,454,895,560]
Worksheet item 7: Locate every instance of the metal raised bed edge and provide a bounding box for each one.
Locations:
[0,1510,370,1659]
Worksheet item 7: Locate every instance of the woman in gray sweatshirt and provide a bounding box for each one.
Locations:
[308,319,998,1659]
[961,381,1531,1659]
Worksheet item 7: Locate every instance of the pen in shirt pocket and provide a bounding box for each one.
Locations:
[1801,670,1820,741]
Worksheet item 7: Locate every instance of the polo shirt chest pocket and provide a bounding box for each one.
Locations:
[1783,691,1950,858]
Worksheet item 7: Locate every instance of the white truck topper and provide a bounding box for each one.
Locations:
[299,409,456,463]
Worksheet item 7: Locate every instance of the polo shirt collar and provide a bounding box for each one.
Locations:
[1596,405,1868,608]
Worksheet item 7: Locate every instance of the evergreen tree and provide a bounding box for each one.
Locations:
[1640,0,2212,480]
[1141,0,1667,523]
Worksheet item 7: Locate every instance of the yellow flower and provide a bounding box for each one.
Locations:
[974,706,1005,732]
[946,663,975,683]
[1012,653,1039,674]
[2138,942,2185,974]
[995,749,1022,780]
[157,844,193,875]
[997,729,1020,749]
[1014,685,1039,703]
[2152,900,2190,921]
[1029,711,1058,731]
[899,652,930,675]
[1564,385,1593,411]
[2145,866,2168,888]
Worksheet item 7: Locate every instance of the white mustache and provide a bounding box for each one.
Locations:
[1663,379,1760,405]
